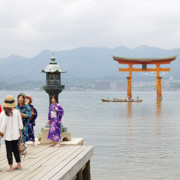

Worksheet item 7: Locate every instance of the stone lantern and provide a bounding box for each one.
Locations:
[38,54,71,144]
[42,55,66,105]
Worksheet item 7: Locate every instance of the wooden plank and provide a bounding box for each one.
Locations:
[30,146,84,180]
[51,146,93,180]
[10,146,70,180]
[23,146,76,180]
[0,145,46,168]
[0,144,43,159]
[0,145,93,180]
[0,146,67,180]
[0,146,49,178]
[38,146,87,180]
[52,146,93,180]
[0,145,46,173]
[0,145,45,172]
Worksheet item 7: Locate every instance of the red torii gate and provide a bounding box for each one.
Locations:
[113,55,177,100]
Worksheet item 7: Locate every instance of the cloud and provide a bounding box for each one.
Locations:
[0,0,180,57]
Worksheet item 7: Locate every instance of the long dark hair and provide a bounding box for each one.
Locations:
[50,95,59,103]
[18,95,25,106]
[4,107,13,117]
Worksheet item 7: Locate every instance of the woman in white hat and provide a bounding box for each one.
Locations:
[0,95,23,171]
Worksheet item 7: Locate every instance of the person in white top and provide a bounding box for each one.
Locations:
[0,95,23,171]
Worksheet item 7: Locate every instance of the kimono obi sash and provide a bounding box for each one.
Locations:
[51,111,57,118]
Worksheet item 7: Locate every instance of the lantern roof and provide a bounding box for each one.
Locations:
[42,55,66,73]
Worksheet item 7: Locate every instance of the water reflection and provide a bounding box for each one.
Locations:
[156,99,162,118]
[127,102,132,119]
[156,100,163,160]
[126,102,133,158]
[127,102,132,138]
[156,99,162,136]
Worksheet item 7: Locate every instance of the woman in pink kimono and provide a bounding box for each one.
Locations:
[48,95,64,147]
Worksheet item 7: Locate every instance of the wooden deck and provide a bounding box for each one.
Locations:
[0,143,93,180]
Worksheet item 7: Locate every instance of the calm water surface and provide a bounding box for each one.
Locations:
[0,91,180,180]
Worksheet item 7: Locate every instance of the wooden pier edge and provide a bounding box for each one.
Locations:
[52,146,93,180]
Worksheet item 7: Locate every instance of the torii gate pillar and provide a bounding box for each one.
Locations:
[156,64,162,100]
[156,77,162,100]
[126,77,132,98]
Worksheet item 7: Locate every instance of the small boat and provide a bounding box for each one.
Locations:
[101,98,142,102]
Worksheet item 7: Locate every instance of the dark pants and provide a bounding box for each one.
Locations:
[5,140,21,165]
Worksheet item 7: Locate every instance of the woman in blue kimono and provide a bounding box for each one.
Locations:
[48,95,64,147]
[16,93,31,143]
[25,95,38,146]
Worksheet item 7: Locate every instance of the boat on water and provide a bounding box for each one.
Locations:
[101,98,142,102]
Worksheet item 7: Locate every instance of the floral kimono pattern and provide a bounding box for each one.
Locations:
[27,105,38,142]
[48,103,64,142]
[16,104,31,142]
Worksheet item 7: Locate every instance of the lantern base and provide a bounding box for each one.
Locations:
[38,128,71,144]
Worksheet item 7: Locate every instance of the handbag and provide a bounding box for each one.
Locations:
[18,139,27,155]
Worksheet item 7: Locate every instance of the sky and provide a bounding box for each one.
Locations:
[0,0,180,57]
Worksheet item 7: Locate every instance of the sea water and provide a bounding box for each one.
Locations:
[0,91,180,180]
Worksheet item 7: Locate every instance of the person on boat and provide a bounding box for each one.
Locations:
[25,95,38,146]
[16,93,31,143]
[48,95,64,147]
[0,95,23,171]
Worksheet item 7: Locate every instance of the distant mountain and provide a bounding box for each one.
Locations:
[0,46,179,83]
